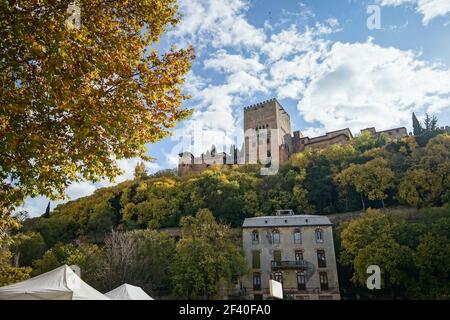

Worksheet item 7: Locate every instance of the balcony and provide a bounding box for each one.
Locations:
[271,260,308,269]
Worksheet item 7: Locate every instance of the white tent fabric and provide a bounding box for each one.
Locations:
[0,265,110,300]
[105,284,153,300]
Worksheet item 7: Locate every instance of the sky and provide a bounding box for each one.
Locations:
[21,0,450,217]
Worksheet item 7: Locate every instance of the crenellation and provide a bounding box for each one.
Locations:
[179,98,409,174]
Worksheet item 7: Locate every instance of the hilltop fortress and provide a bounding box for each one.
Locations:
[178,98,407,174]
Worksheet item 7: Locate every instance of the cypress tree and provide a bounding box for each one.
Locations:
[412,112,423,135]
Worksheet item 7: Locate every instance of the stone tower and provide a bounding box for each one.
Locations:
[244,98,292,164]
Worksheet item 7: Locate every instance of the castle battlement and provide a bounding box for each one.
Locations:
[244,98,277,111]
[178,98,408,175]
[244,97,288,114]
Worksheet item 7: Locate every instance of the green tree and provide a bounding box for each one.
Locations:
[87,201,116,239]
[171,209,247,299]
[134,162,148,179]
[0,250,32,287]
[398,169,443,208]
[352,131,388,153]
[1,0,194,215]
[11,232,47,267]
[340,209,414,296]
[423,113,438,132]
[129,230,176,295]
[410,232,450,299]
[412,112,423,136]
[336,158,394,209]
[0,214,31,286]
[31,242,100,277]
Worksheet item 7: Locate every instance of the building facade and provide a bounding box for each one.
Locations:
[244,98,292,165]
[241,210,341,300]
[360,127,408,139]
[178,98,408,174]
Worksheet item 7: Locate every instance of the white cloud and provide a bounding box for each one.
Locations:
[301,127,327,138]
[380,0,450,25]
[170,0,266,48]
[204,50,264,74]
[296,40,450,132]
[261,23,335,62]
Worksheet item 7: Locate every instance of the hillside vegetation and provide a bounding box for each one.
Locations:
[7,129,450,299]
[22,131,450,244]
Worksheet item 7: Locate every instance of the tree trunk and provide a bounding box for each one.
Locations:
[360,194,365,211]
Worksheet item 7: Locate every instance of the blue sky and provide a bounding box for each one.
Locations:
[22,0,450,216]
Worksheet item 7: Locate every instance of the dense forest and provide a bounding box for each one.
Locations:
[4,120,450,299]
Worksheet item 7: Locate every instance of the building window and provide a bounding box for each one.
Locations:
[252,250,261,269]
[295,250,303,262]
[297,271,306,290]
[317,250,326,268]
[315,228,323,243]
[320,272,329,291]
[273,250,281,263]
[252,230,259,245]
[253,273,261,291]
[274,272,283,284]
[272,229,280,244]
[294,229,301,244]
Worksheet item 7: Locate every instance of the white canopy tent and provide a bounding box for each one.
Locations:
[105,284,153,300]
[0,265,110,300]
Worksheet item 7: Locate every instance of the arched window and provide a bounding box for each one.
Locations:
[252,230,259,245]
[315,228,323,243]
[272,229,280,244]
[294,229,301,244]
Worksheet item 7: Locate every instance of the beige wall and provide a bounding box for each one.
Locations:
[242,225,341,300]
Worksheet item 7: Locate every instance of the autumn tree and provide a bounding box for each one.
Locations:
[0,0,195,216]
[335,158,394,209]
[398,169,443,208]
[134,162,148,180]
[399,134,450,207]
[0,215,31,286]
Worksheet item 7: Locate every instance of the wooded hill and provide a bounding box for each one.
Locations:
[21,130,450,247]
[9,128,450,299]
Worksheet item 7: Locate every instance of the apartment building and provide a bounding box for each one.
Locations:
[241,210,341,300]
